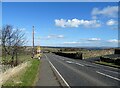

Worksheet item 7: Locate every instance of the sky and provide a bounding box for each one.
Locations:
[2,2,119,47]
[2,0,120,2]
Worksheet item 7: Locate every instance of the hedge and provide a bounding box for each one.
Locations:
[53,52,83,59]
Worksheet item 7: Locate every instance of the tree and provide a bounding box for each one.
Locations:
[2,25,26,66]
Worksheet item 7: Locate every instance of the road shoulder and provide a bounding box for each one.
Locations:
[36,55,60,86]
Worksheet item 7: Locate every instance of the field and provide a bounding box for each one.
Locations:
[42,46,115,59]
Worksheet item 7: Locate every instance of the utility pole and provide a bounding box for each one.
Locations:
[32,26,35,58]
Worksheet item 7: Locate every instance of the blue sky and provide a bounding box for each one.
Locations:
[2,2,119,47]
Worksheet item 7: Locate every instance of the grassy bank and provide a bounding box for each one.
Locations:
[3,59,40,87]
[95,61,120,69]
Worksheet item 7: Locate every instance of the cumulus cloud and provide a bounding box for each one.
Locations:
[87,38,101,41]
[55,18,101,28]
[106,19,117,26]
[107,39,120,43]
[63,41,81,44]
[92,6,118,18]
[55,19,66,28]
[47,34,64,39]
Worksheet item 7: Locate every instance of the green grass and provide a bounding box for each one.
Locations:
[3,59,40,87]
[95,61,120,68]
[20,59,40,86]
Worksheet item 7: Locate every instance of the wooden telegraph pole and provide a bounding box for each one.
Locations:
[32,26,35,58]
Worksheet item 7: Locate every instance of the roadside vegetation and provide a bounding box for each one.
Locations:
[43,47,120,68]
[43,47,114,59]
[1,25,27,67]
[0,25,41,87]
[2,58,40,86]
[95,61,120,68]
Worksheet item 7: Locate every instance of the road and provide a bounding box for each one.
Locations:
[44,53,120,87]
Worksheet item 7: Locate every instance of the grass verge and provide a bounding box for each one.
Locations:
[95,61,120,69]
[3,59,40,87]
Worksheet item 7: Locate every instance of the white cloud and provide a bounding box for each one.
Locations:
[55,19,66,28]
[106,19,117,26]
[57,35,64,38]
[47,34,64,39]
[87,38,101,41]
[92,6,118,18]
[63,41,81,44]
[107,39,120,43]
[55,18,101,28]
[20,28,26,31]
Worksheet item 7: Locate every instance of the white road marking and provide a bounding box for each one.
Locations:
[66,61,74,64]
[96,71,120,81]
[44,54,71,88]
[75,63,84,66]
[65,60,84,66]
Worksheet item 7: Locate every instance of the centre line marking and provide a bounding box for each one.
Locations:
[75,63,84,66]
[66,61,74,64]
[96,71,120,81]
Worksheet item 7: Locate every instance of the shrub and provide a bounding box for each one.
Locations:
[115,59,120,65]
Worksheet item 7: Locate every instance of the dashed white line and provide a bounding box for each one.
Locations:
[96,71,120,81]
[44,54,71,88]
[75,63,84,66]
[65,60,84,67]
[66,61,74,64]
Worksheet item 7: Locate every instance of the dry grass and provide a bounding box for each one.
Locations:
[0,61,31,87]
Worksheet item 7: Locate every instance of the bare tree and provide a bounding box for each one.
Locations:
[2,25,26,66]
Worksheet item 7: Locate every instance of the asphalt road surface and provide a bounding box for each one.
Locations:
[44,53,120,87]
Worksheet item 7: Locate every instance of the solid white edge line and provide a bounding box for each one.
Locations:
[96,71,120,81]
[44,54,71,88]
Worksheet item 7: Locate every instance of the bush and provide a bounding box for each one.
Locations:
[100,56,115,63]
[115,59,120,65]
[114,49,120,54]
